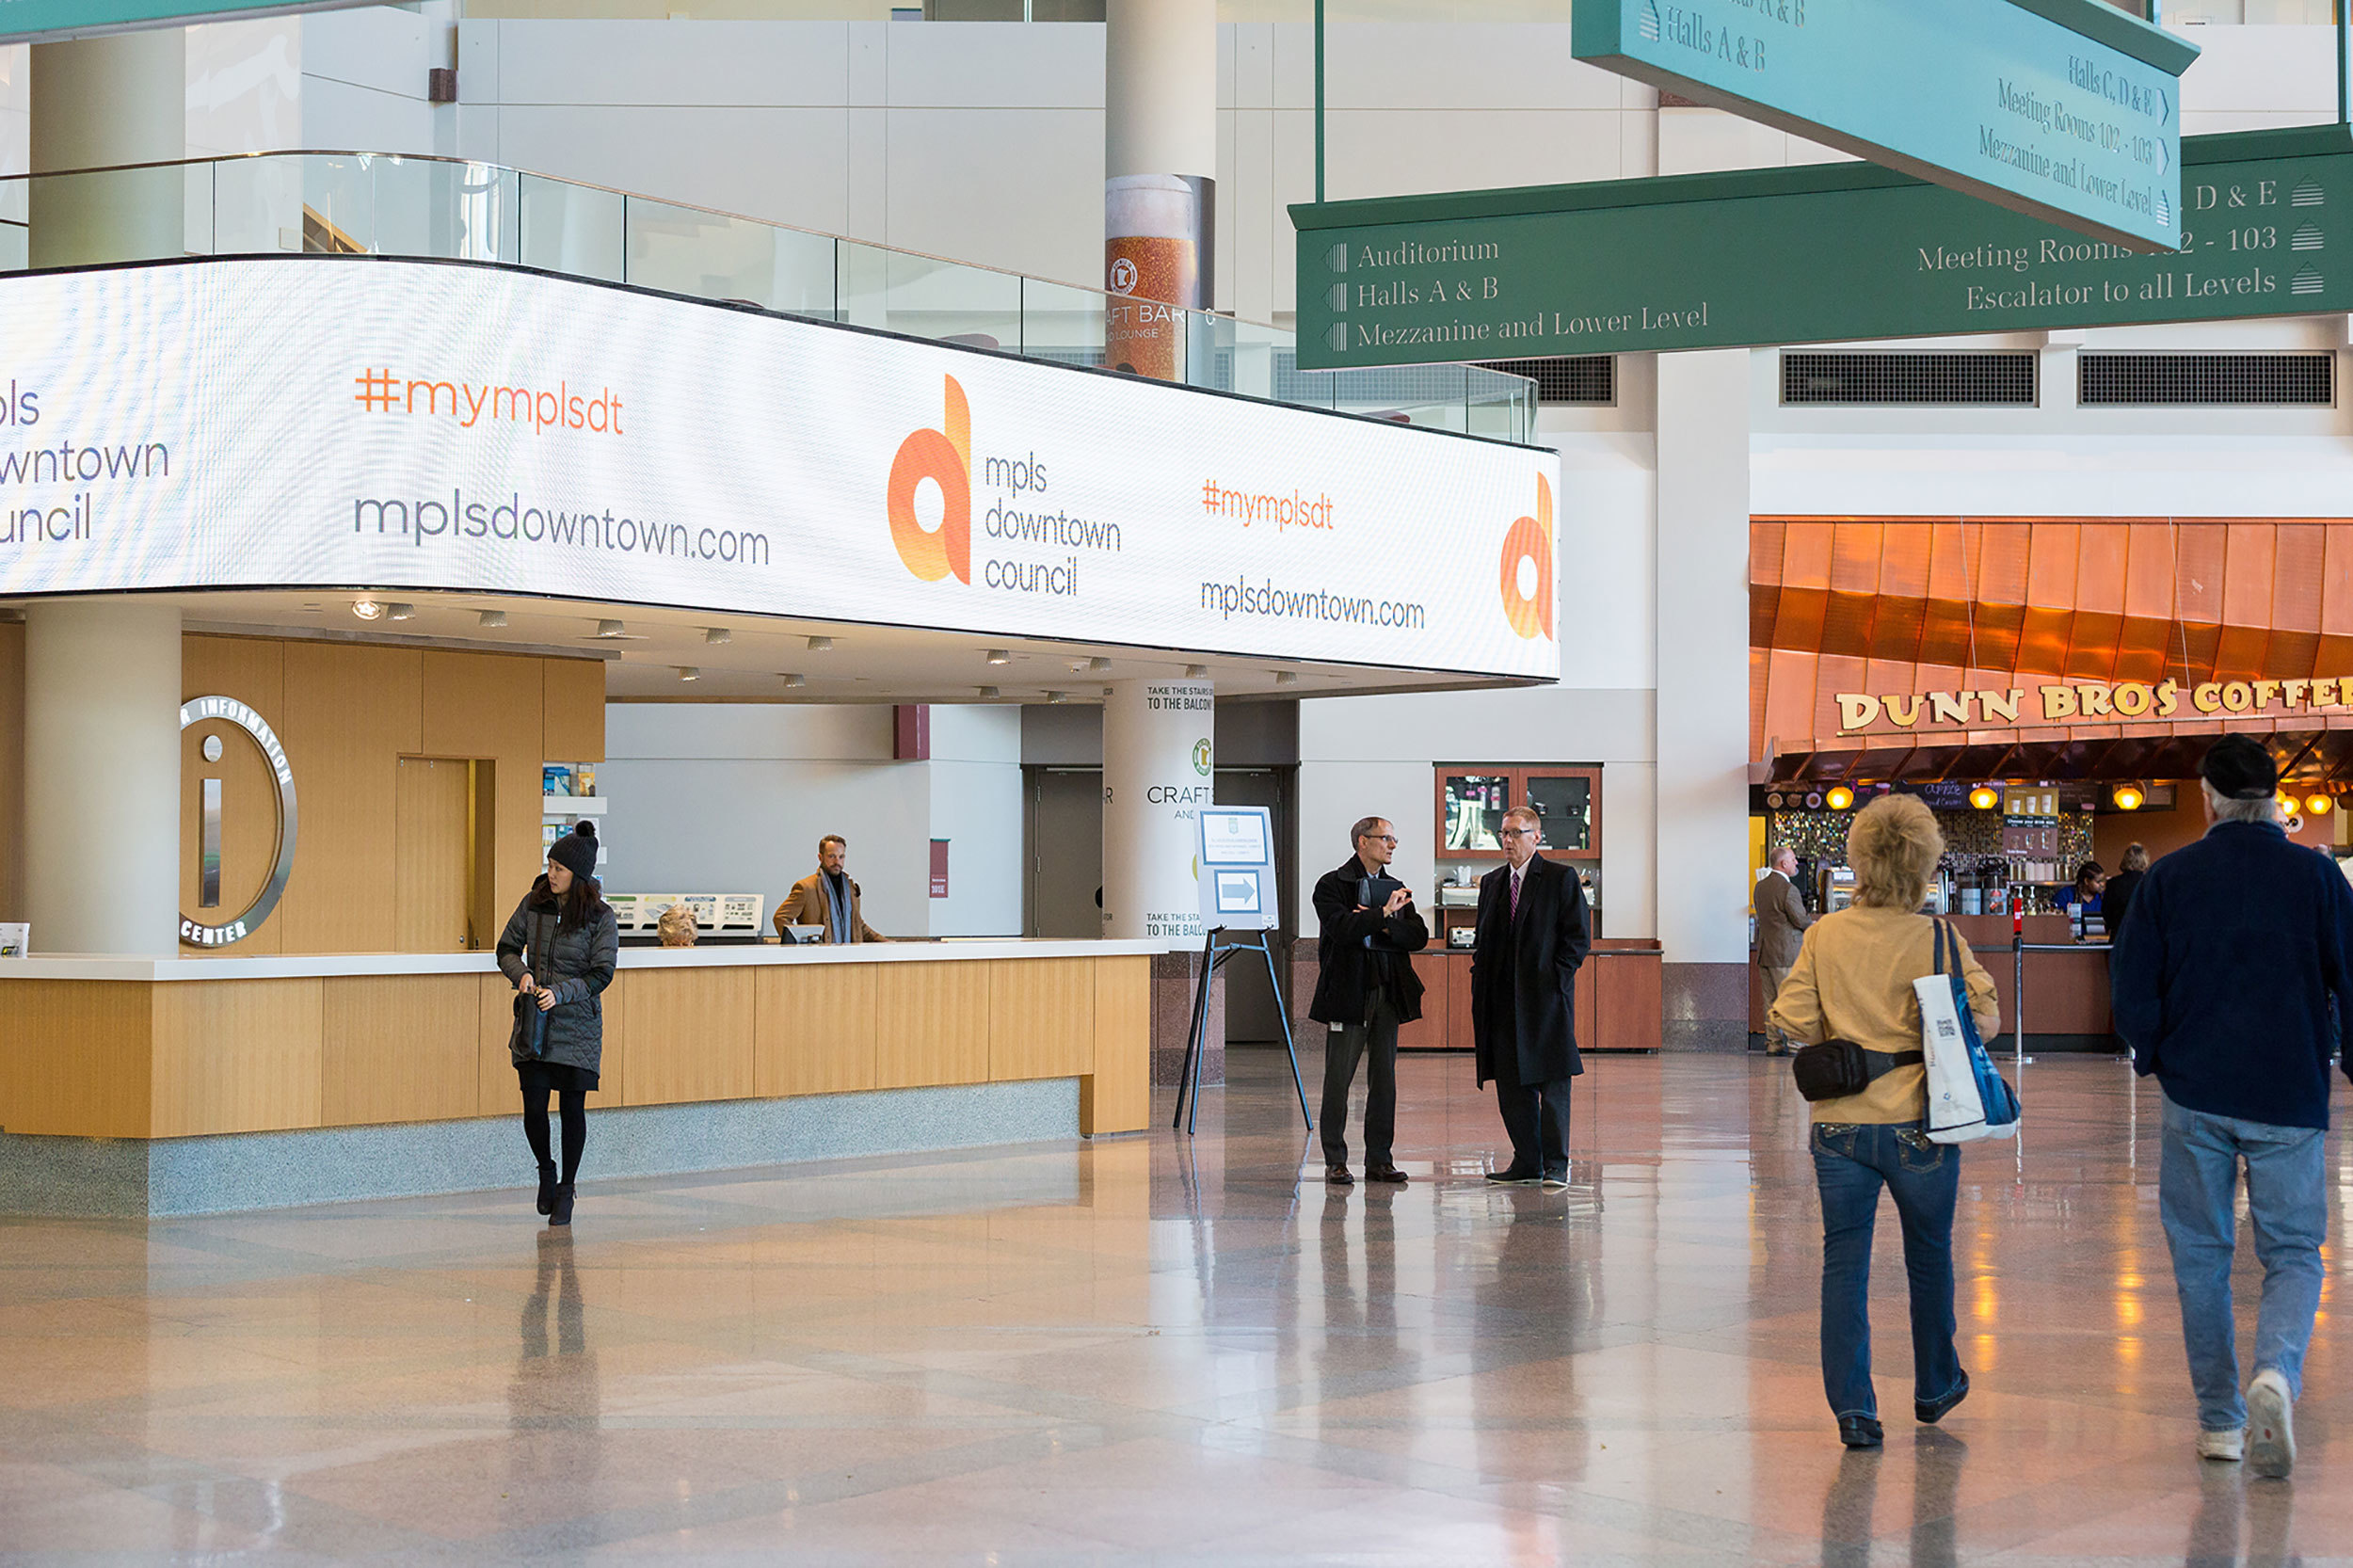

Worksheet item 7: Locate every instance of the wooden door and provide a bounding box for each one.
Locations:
[393,757,471,952]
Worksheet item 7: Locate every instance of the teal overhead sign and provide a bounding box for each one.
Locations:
[0,0,371,46]
[1292,126,2348,371]
[1571,0,2198,252]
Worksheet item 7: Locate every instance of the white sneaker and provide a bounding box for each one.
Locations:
[2248,1369,2297,1479]
[2197,1428,2244,1463]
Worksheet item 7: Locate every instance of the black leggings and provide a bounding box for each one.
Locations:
[520,1087,587,1184]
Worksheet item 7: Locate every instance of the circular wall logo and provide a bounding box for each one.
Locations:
[887,375,973,584]
[1110,257,1139,294]
[1193,738,1213,776]
[180,696,297,948]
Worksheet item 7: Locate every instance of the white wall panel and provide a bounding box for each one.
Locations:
[299,4,433,102]
[492,20,850,108]
[884,107,1101,282]
[498,106,852,231]
[886,21,1102,109]
[185,19,303,158]
[1321,24,1620,112]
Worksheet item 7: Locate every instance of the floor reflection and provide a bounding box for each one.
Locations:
[0,1051,2341,1564]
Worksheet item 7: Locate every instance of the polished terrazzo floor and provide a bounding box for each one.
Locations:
[2,1049,2348,1565]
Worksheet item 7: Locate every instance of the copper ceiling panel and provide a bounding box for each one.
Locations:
[2065,524,2130,683]
[2016,523,2081,679]
[1764,647,1823,757]
[1813,652,1869,746]
[1771,521,1834,655]
[1749,645,1772,760]
[1973,523,2033,610]
[2316,526,2353,675]
[2267,523,2325,680]
[2213,523,2279,680]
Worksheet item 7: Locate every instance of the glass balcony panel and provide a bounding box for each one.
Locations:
[363,158,516,263]
[210,154,304,257]
[0,174,24,272]
[21,165,187,266]
[519,174,623,284]
[302,155,376,253]
[625,196,800,309]
[1016,277,1105,370]
[840,241,1020,350]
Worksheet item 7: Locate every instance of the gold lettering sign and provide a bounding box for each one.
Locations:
[1832,677,2351,735]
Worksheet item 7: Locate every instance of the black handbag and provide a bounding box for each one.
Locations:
[1791,1039,1924,1102]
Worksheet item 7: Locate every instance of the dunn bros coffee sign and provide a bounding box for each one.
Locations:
[1837,677,2353,734]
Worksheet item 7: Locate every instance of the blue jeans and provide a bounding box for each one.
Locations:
[2159,1094,2326,1432]
[1813,1123,1964,1422]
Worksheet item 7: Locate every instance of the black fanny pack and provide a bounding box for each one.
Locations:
[1791,1041,1924,1102]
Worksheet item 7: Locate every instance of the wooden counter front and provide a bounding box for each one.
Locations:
[1399,940,1662,1052]
[0,941,1159,1143]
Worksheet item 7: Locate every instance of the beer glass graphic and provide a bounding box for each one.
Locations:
[1104,174,1208,382]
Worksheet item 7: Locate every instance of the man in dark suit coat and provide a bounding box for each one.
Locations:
[1471,806,1592,1188]
[1753,846,1813,1055]
[1307,815,1429,1187]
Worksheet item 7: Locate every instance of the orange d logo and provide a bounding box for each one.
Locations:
[1499,474,1555,641]
[888,376,971,584]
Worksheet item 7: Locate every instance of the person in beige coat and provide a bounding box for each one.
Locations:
[773,834,888,943]
[1769,795,2003,1450]
[1754,846,1814,1053]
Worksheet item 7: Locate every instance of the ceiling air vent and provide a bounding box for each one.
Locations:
[1781,351,2038,406]
[1475,356,1616,405]
[2078,352,2333,407]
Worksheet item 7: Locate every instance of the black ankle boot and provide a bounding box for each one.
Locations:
[1838,1414,1884,1448]
[549,1183,575,1227]
[536,1162,557,1216]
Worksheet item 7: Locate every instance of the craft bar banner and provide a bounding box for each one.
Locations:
[0,0,373,44]
[1573,0,2194,251]
[0,257,1559,680]
[1294,125,2347,370]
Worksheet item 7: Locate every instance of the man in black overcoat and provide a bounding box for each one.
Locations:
[1470,805,1592,1188]
[1306,815,1429,1187]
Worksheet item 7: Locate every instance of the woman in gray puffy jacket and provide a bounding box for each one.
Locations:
[497,821,618,1226]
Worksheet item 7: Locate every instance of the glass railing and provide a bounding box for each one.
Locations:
[0,151,1536,443]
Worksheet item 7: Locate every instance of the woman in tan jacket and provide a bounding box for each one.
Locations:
[1769,794,2002,1448]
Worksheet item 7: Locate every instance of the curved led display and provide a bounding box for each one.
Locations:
[0,258,1560,680]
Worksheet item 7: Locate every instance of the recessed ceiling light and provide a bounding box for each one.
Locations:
[1045,690,1067,704]
[807,635,833,652]
[780,673,806,688]
[478,609,507,629]
[385,602,416,621]
[351,599,383,621]
[588,618,646,641]
[976,685,1000,699]
[1185,664,1209,680]
[300,602,322,613]
[1101,686,1114,697]
[1086,656,1112,673]
[984,648,1011,665]
[677,665,699,681]
[1273,670,1298,686]
[704,627,731,645]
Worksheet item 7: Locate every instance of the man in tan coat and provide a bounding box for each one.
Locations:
[1754,845,1813,1054]
[773,834,888,943]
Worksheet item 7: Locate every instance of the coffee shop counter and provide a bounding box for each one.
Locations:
[0,939,1162,1215]
[1749,914,2113,1046]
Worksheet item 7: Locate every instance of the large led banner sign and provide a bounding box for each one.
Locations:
[0,259,1559,681]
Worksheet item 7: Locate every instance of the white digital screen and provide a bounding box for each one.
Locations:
[1214,872,1263,916]
[0,260,1561,678]
[1200,808,1272,867]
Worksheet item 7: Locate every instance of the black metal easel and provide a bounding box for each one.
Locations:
[1171,926,1312,1136]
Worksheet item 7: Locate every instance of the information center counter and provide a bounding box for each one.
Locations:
[0,939,1159,1215]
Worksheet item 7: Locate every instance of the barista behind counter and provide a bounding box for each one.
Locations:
[773,833,890,944]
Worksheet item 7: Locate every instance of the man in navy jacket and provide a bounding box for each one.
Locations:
[2112,734,2353,1478]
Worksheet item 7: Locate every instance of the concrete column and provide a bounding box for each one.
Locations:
[1103,678,1218,1084]
[24,601,182,954]
[29,29,186,268]
[1653,349,1753,1049]
[1104,0,1215,378]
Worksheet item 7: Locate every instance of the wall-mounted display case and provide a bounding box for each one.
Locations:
[1437,765,1600,861]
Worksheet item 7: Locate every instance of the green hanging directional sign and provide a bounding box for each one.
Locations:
[1572,0,2198,253]
[1291,126,2350,372]
[0,0,373,47]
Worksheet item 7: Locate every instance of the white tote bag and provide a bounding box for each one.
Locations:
[1916,920,2018,1144]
